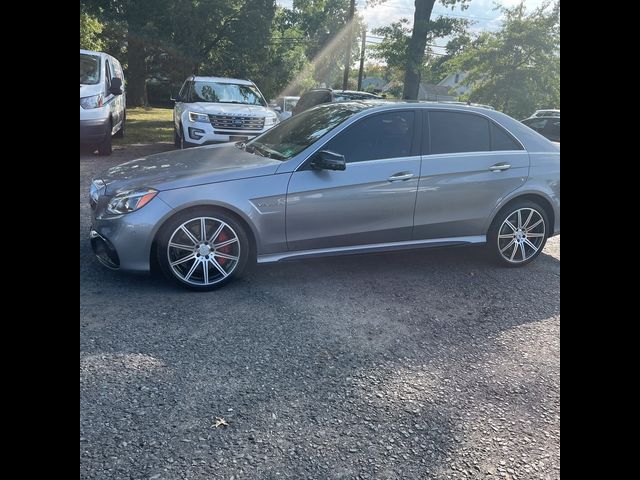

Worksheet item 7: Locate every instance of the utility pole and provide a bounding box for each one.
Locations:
[342,0,356,90]
[357,25,366,91]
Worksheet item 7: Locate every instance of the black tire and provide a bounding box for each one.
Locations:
[487,199,549,267]
[174,123,181,148]
[156,208,251,291]
[113,112,125,138]
[97,124,113,156]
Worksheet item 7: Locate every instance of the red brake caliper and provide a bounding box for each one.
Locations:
[216,231,230,266]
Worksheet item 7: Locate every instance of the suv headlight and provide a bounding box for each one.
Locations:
[106,188,158,215]
[189,111,210,123]
[264,115,278,126]
[80,93,104,109]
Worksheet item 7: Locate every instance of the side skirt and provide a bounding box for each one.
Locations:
[257,236,486,263]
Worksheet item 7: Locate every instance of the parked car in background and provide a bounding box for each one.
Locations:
[80,49,126,156]
[531,109,559,118]
[521,116,560,142]
[292,88,383,115]
[172,76,278,149]
[89,101,560,291]
[271,96,300,121]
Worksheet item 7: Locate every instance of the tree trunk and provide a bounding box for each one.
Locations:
[126,31,148,107]
[402,0,436,100]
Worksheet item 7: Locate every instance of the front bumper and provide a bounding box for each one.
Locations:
[90,195,174,272]
[183,120,276,146]
[80,118,109,144]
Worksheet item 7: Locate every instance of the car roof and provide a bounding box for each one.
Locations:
[523,115,560,121]
[188,75,255,85]
[81,49,109,58]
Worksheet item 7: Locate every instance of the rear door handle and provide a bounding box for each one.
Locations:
[388,172,414,182]
[489,162,511,172]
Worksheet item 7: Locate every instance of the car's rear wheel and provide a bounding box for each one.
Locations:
[488,200,549,266]
[156,209,250,291]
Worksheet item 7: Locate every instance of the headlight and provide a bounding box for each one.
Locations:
[264,116,278,126]
[188,111,210,123]
[90,179,106,205]
[80,94,104,109]
[106,188,158,215]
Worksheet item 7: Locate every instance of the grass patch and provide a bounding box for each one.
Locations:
[114,107,174,145]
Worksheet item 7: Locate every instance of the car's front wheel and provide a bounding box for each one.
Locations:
[156,209,250,290]
[487,200,549,266]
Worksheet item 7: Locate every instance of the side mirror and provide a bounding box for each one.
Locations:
[310,150,346,171]
[109,77,123,95]
[272,106,282,113]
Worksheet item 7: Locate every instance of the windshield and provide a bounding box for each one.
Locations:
[244,102,374,161]
[80,54,101,85]
[189,81,266,106]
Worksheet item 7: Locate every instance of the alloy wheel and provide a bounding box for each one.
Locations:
[497,207,546,264]
[167,217,240,286]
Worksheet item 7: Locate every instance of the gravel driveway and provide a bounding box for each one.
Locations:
[80,144,560,480]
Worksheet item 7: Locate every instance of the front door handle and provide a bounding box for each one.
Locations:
[489,162,511,172]
[388,172,414,182]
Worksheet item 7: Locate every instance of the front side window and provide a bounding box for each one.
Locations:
[429,111,490,154]
[188,81,266,106]
[323,111,415,163]
[80,54,101,85]
[245,103,373,160]
[104,60,112,91]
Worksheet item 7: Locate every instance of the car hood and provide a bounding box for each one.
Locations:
[96,144,281,194]
[187,102,272,116]
[80,84,102,98]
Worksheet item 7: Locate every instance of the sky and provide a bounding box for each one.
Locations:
[276,0,549,43]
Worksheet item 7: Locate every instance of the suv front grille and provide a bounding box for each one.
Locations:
[209,114,265,131]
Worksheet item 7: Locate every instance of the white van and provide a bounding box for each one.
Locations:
[80,49,126,155]
[172,76,278,148]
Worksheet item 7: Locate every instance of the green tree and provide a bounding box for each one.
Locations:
[402,0,469,99]
[446,1,560,117]
[80,8,104,51]
[371,15,468,85]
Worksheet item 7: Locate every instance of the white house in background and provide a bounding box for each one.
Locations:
[417,83,456,101]
[438,71,470,96]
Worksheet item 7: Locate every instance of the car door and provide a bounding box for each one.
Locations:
[413,110,529,239]
[103,59,118,132]
[285,110,421,251]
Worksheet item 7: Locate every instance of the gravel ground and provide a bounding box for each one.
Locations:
[80,144,560,480]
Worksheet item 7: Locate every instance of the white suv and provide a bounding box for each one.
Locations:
[173,76,278,148]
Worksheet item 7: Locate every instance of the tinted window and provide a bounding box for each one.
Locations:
[323,111,415,163]
[546,120,560,140]
[491,123,522,151]
[430,111,490,154]
[523,118,548,133]
[246,103,374,160]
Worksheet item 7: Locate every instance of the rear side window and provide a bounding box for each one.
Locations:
[323,111,415,163]
[491,123,523,151]
[429,111,490,154]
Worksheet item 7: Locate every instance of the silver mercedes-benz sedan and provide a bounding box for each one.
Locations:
[89,101,559,290]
